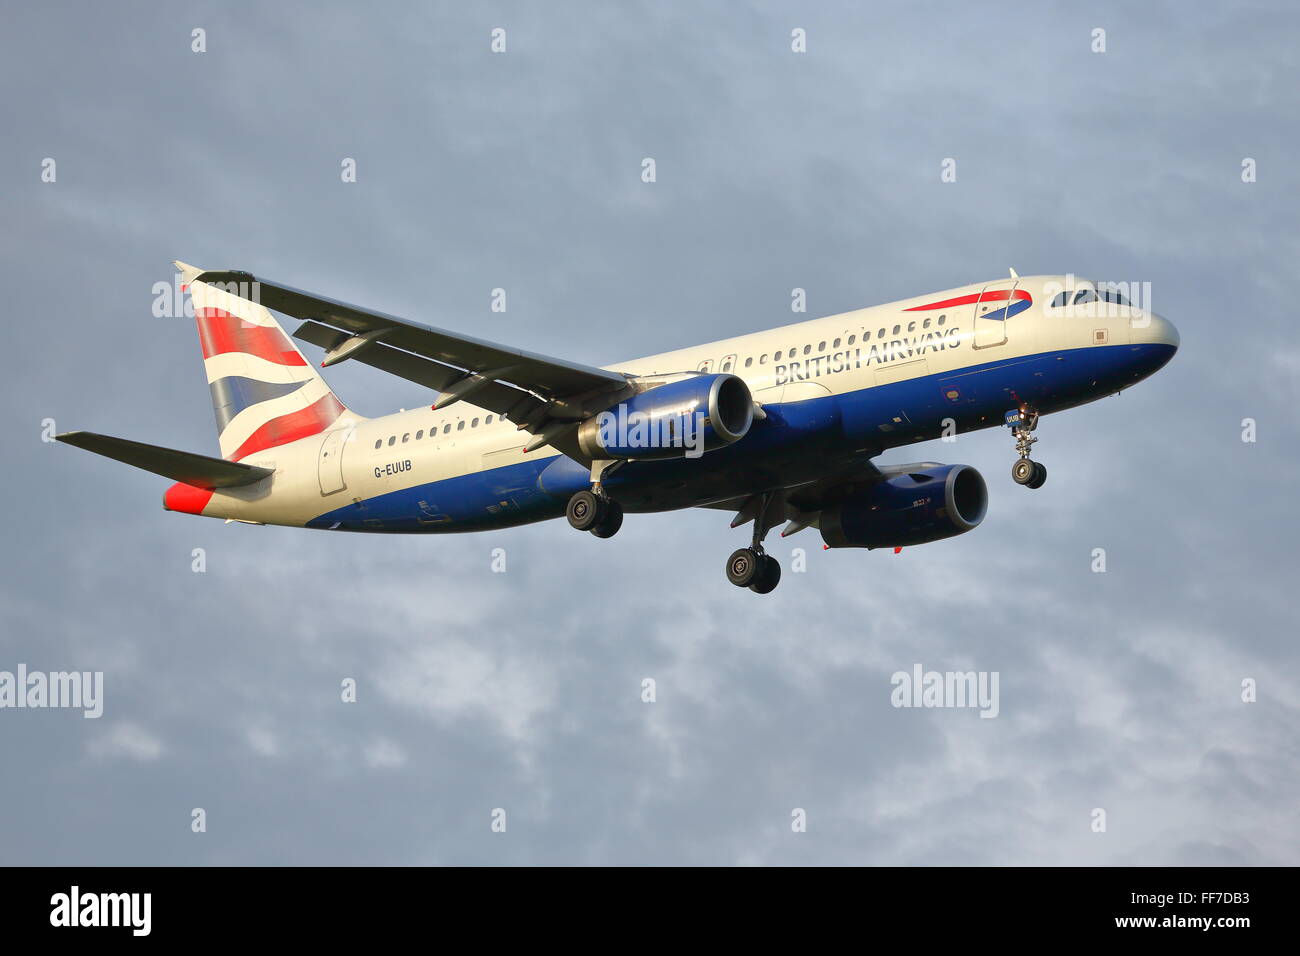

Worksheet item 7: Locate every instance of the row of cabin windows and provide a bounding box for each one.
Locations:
[730,314,948,368]
[374,414,495,449]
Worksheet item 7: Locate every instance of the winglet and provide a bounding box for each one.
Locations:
[172,260,204,285]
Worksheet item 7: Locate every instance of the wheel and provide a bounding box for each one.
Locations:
[749,554,782,594]
[591,500,623,538]
[726,548,762,587]
[1011,458,1036,485]
[1026,461,1047,489]
[566,490,604,531]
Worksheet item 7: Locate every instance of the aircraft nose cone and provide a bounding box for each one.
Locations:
[1134,312,1179,350]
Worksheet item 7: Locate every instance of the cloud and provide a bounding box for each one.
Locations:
[87,722,164,763]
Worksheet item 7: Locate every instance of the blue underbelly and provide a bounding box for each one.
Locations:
[306,343,1174,532]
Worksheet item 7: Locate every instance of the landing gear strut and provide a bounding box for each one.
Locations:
[567,460,624,538]
[726,491,782,593]
[1009,408,1047,489]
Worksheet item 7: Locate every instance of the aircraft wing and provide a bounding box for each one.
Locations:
[696,460,886,539]
[189,269,629,436]
[57,432,274,489]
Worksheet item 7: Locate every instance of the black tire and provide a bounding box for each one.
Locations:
[749,554,782,594]
[1026,461,1047,489]
[1012,458,1036,485]
[726,548,761,587]
[566,490,603,531]
[591,500,623,538]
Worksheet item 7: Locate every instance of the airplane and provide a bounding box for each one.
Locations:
[58,262,1178,594]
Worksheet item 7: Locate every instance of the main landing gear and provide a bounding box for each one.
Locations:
[1009,408,1047,489]
[725,491,782,594]
[566,489,623,538]
[566,459,623,538]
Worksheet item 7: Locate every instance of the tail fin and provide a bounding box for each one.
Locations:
[174,261,352,461]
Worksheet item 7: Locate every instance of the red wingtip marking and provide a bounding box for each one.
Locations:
[894,546,903,554]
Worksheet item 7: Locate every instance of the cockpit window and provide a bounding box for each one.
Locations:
[1052,287,1132,308]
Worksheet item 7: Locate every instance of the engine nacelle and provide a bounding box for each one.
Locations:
[819,464,988,549]
[577,373,753,460]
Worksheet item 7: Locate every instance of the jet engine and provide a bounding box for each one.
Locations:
[577,373,753,460]
[819,464,988,549]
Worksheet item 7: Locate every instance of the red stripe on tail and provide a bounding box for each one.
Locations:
[195,307,308,366]
[229,393,345,462]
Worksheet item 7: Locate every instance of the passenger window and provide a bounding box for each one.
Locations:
[387,436,395,446]
[402,433,409,443]
[818,341,826,351]
[457,421,465,431]
[759,354,768,364]
[848,334,856,345]
[803,344,811,355]
[485,415,493,424]
[923,318,931,329]
[878,328,886,338]
[443,424,450,434]
[832,338,840,348]
[744,357,753,367]
[416,430,423,440]
[907,322,915,333]
[472,417,479,427]
[938,315,946,326]
[773,350,782,360]
[892,325,900,335]
[374,439,382,450]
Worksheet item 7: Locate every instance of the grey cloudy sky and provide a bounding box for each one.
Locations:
[1,1,1297,865]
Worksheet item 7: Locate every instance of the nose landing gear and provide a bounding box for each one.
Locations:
[1009,408,1047,489]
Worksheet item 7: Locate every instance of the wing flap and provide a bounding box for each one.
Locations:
[57,432,274,489]
[294,321,549,422]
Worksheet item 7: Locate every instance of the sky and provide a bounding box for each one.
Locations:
[1,1,1297,865]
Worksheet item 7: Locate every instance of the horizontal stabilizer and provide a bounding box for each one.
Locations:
[57,431,274,489]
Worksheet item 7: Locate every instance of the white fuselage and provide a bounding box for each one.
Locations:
[198,274,1177,528]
